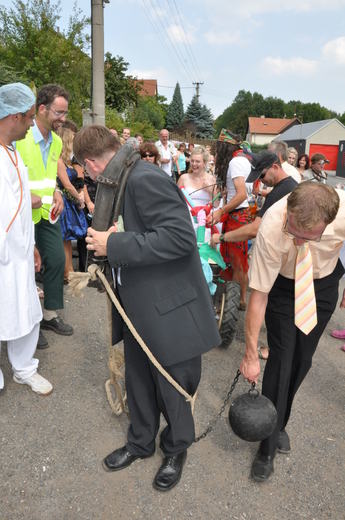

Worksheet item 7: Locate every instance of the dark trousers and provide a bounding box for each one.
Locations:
[123,326,201,457]
[35,218,65,310]
[260,260,344,456]
[77,238,87,272]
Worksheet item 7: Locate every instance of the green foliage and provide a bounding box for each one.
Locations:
[0,0,91,125]
[105,106,124,132]
[129,95,166,132]
[128,120,157,141]
[0,62,27,85]
[250,143,268,153]
[104,52,140,112]
[184,95,214,138]
[166,82,184,130]
[215,89,341,138]
[198,104,215,138]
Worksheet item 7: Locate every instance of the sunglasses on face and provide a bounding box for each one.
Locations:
[141,153,155,158]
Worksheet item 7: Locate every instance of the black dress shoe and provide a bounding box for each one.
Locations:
[41,317,73,336]
[277,430,291,454]
[251,451,274,482]
[102,446,152,472]
[153,451,187,492]
[36,330,49,350]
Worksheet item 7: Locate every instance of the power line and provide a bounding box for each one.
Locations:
[139,0,191,85]
[164,0,199,81]
[169,0,203,82]
[144,0,195,84]
[158,84,195,89]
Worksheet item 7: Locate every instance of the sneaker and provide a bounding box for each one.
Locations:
[36,330,49,349]
[41,317,73,336]
[13,373,53,396]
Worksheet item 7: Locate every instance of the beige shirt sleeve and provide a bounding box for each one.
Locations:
[249,190,345,294]
[248,200,288,293]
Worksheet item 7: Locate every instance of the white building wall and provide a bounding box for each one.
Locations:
[307,120,345,145]
[248,133,276,145]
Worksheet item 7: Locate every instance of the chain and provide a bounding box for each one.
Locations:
[194,369,242,443]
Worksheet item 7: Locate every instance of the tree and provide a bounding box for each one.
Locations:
[166,82,184,131]
[0,0,91,124]
[0,63,28,85]
[197,104,214,138]
[104,52,140,112]
[129,95,167,132]
[184,95,214,138]
[214,90,254,137]
[215,89,341,138]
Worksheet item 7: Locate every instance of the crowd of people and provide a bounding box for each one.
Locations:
[1,81,344,492]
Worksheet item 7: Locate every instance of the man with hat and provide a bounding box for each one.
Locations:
[303,153,330,183]
[211,151,298,247]
[0,83,53,395]
[240,180,345,482]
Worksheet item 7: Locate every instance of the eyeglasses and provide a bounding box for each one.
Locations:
[141,153,155,158]
[47,106,68,117]
[282,218,323,243]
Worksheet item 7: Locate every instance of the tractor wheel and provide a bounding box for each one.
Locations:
[218,281,240,348]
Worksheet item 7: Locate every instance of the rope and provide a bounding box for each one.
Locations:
[68,265,197,413]
[0,140,23,233]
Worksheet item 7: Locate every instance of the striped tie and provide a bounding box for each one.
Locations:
[295,243,317,335]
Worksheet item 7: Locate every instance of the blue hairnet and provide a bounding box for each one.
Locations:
[0,82,36,120]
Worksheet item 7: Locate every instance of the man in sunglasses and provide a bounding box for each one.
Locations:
[17,84,73,349]
[240,181,345,482]
[303,152,330,184]
[211,151,297,247]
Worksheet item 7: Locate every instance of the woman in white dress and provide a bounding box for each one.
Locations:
[177,147,219,207]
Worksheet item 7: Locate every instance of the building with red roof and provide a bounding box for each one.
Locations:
[246,116,300,145]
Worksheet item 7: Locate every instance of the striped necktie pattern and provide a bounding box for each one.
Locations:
[295,243,317,335]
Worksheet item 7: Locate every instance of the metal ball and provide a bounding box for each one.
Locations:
[229,389,277,442]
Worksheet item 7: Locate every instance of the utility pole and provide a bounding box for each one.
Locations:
[90,0,108,125]
[193,81,204,101]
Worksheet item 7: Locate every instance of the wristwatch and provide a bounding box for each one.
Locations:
[219,233,225,243]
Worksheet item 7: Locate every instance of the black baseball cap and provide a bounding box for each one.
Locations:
[246,151,281,183]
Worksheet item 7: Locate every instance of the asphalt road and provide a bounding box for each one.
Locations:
[1,279,344,520]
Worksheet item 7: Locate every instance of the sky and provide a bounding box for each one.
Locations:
[2,0,345,119]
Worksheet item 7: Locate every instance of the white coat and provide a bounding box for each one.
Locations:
[0,146,42,340]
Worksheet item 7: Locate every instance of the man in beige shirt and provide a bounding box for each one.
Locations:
[240,182,345,482]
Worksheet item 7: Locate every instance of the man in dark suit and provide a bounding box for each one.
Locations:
[73,126,221,492]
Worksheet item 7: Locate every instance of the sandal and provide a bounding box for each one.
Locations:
[258,346,269,361]
[239,302,247,311]
[36,286,44,299]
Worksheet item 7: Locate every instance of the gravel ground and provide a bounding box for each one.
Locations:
[1,276,344,520]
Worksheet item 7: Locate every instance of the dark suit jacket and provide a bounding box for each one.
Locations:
[107,160,221,366]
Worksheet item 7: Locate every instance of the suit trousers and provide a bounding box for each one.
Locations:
[123,326,201,457]
[35,218,65,310]
[260,260,344,456]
